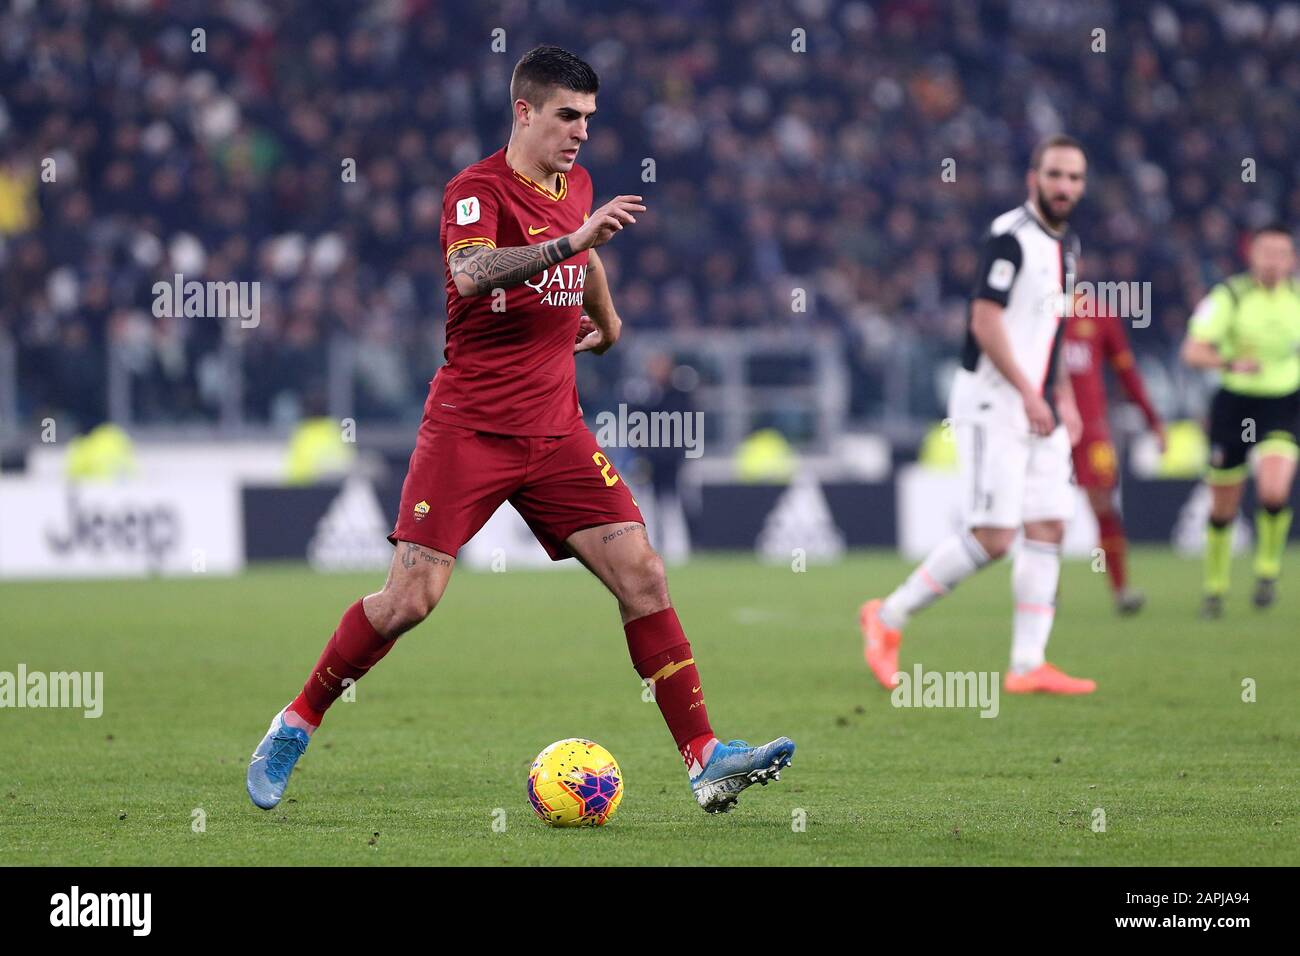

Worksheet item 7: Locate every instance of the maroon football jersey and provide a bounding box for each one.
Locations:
[430,147,592,435]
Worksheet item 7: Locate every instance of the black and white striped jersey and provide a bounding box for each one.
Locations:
[949,201,1081,428]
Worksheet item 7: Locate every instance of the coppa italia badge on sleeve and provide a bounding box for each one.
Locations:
[987,258,1015,291]
[456,197,480,225]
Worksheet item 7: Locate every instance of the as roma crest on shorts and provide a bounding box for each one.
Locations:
[413,500,430,522]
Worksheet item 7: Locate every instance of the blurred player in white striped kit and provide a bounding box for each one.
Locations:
[860,134,1097,695]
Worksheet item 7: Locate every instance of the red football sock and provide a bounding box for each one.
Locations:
[624,607,716,772]
[683,733,719,772]
[288,599,396,727]
[1096,510,1128,593]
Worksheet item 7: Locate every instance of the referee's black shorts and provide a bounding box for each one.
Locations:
[1207,387,1300,482]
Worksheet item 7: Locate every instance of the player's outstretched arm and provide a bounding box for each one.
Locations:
[574,248,620,355]
[1105,316,1162,433]
[450,239,576,298]
[450,195,646,298]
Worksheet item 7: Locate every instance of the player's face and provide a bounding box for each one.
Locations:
[1249,233,1296,286]
[1030,147,1087,226]
[519,89,597,174]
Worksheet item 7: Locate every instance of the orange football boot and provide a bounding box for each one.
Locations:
[860,599,901,689]
[1003,662,1096,695]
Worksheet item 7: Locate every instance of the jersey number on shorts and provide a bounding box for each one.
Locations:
[592,452,621,487]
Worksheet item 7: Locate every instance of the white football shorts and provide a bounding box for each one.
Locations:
[954,418,1074,528]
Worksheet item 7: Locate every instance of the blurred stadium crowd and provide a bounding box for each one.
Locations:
[2,0,1298,436]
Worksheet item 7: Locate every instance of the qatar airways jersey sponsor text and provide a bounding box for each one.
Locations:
[525,262,587,308]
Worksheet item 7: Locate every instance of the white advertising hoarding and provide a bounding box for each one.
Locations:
[0,478,244,579]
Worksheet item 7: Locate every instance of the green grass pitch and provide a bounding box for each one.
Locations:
[2,548,1296,866]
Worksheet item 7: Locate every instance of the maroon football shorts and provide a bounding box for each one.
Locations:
[388,417,645,560]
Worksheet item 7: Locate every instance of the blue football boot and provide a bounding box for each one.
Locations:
[246,708,311,810]
[690,737,795,813]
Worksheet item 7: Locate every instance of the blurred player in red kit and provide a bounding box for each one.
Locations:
[246,45,793,815]
[1063,280,1165,614]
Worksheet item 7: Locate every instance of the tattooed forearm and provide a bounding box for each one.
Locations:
[450,237,575,296]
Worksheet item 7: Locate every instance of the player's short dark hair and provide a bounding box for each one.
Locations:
[1030,134,1086,170]
[1253,222,1293,242]
[510,46,599,109]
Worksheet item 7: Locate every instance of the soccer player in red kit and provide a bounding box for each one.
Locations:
[247,46,794,814]
[1063,286,1165,614]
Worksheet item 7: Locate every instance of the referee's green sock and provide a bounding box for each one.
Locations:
[1253,505,1292,580]
[1204,517,1233,596]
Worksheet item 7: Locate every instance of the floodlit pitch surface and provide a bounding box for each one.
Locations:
[2,550,1296,866]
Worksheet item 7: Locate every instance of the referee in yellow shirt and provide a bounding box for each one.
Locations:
[1181,223,1300,617]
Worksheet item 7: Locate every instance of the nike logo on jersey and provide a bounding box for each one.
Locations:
[528,224,550,236]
